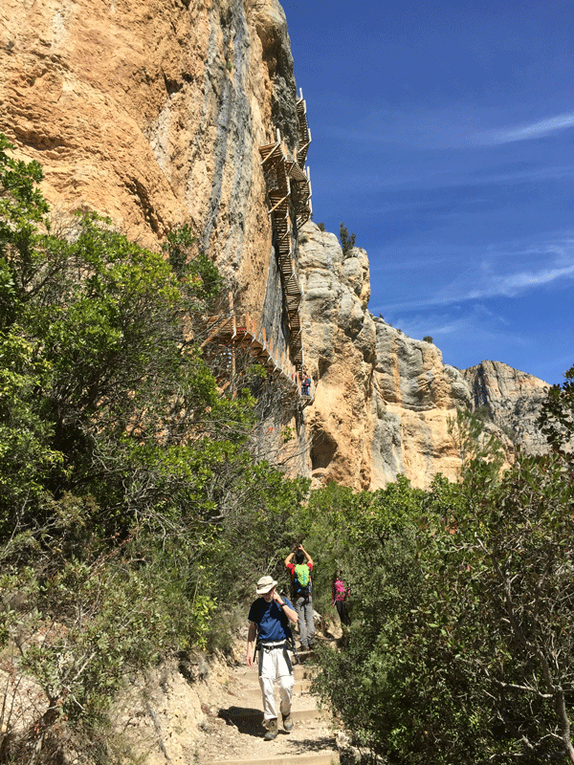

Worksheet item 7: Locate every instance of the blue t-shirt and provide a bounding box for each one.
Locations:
[248,596,294,642]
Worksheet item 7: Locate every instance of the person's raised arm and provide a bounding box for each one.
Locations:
[271,588,298,624]
[284,549,295,567]
[300,545,313,567]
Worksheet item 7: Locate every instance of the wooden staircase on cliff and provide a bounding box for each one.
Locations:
[258,90,312,374]
[202,91,313,402]
[202,311,314,403]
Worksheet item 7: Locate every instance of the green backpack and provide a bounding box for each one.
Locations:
[293,563,311,600]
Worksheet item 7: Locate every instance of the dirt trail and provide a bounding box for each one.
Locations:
[196,647,340,765]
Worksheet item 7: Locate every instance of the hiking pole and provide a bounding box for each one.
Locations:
[288,636,301,665]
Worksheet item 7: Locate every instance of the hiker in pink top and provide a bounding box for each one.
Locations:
[332,571,351,626]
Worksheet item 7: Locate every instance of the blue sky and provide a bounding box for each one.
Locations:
[284,0,574,385]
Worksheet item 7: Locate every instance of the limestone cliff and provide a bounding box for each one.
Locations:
[463,360,549,454]
[0,0,549,491]
[0,0,300,322]
[299,223,491,489]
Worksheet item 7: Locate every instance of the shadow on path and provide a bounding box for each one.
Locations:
[285,735,340,753]
[218,706,263,736]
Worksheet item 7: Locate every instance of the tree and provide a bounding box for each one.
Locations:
[448,406,506,488]
[339,222,356,255]
[0,135,282,759]
[538,363,574,456]
[311,475,470,765]
[313,377,574,763]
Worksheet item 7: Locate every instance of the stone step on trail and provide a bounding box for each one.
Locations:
[219,705,329,727]
[205,755,340,765]
[238,678,313,701]
[198,651,340,765]
[220,664,326,728]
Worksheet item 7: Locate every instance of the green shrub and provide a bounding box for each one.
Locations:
[339,222,356,255]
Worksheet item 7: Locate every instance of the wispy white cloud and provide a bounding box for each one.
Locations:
[326,104,574,153]
[378,236,574,311]
[385,303,530,354]
[478,266,574,295]
[339,163,574,196]
[325,106,474,150]
[475,111,574,146]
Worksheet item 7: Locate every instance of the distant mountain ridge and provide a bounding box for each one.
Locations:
[463,360,549,454]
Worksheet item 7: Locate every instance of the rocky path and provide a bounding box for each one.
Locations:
[196,649,340,765]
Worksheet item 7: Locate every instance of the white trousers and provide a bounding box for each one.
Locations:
[258,644,294,722]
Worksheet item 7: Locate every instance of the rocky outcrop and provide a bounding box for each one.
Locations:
[297,223,550,489]
[462,360,549,455]
[298,222,474,489]
[370,324,473,488]
[0,0,550,491]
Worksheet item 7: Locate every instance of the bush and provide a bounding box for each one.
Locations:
[0,134,313,760]
[339,222,356,255]
[312,413,574,764]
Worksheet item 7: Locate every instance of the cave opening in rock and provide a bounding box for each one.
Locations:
[310,429,337,470]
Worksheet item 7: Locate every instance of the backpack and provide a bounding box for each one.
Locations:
[293,563,311,600]
[333,578,346,601]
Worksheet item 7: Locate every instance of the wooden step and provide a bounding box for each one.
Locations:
[287,300,301,312]
[289,316,301,331]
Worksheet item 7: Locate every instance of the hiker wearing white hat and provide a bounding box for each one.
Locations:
[246,575,298,740]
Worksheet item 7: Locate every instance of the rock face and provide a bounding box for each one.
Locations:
[298,223,475,490]
[462,360,549,455]
[0,0,550,490]
[0,0,299,322]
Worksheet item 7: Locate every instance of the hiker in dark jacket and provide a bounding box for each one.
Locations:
[246,575,298,740]
[285,544,315,650]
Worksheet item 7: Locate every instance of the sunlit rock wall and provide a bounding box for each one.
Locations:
[463,360,549,455]
[297,222,548,490]
[0,1,549,491]
[0,0,298,324]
